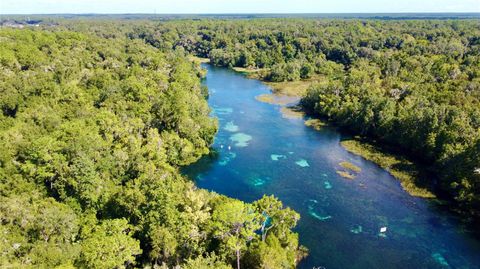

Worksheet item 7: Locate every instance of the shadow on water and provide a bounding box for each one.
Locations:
[182,65,480,269]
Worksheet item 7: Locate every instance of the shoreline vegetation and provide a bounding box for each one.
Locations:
[227,62,435,198]
[180,19,478,221]
[341,140,436,198]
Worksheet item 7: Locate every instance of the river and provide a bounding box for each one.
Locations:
[182,65,480,269]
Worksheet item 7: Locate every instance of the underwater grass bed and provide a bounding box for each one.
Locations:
[229,132,253,147]
[341,139,435,198]
[255,94,299,106]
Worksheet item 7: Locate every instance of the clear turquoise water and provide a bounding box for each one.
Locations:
[183,65,480,269]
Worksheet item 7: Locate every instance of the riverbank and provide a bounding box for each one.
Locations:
[341,139,435,198]
[184,64,480,269]
[226,63,437,199]
[198,61,445,200]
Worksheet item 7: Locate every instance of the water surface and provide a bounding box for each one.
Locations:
[183,65,480,269]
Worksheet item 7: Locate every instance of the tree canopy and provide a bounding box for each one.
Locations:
[0,29,301,268]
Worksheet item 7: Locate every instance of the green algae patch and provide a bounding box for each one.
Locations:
[341,139,435,198]
[229,132,252,147]
[295,159,310,168]
[304,118,326,131]
[280,106,304,119]
[336,170,356,180]
[271,154,287,161]
[339,161,362,173]
[255,94,299,106]
[224,121,239,132]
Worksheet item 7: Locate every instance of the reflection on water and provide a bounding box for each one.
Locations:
[183,65,480,269]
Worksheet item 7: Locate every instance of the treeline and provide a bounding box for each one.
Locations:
[0,29,302,268]
[121,19,480,220]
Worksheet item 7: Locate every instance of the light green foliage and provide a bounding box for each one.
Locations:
[78,219,141,269]
[0,28,300,268]
[211,199,261,268]
[183,254,233,269]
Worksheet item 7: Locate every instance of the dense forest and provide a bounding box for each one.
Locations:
[0,29,302,268]
[122,19,480,221]
[1,17,479,268]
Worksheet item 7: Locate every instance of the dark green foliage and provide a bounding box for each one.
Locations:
[0,29,301,268]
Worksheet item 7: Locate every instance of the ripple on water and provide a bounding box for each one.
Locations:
[229,133,253,147]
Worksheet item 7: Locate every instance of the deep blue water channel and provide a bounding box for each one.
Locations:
[183,65,480,269]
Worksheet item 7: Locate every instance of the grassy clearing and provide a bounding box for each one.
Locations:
[339,161,362,173]
[341,139,435,198]
[266,75,326,97]
[232,67,265,74]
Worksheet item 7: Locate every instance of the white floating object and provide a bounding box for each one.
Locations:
[220,145,224,149]
[228,146,231,150]
[475,168,480,174]
[380,227,387,233]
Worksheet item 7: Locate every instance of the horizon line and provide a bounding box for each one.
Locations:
[2,12,480,15]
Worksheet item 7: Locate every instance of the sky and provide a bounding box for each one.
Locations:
[1,0,479,14]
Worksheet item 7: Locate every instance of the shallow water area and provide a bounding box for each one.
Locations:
[183,65,480,269]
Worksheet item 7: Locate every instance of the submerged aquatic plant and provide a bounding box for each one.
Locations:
[218,152,237,166]
[271,154,287,161]
[229,133,253,147]
[224,121,239,132]
[307,199,331,221]
[431,253,450,267]
[295,159,310,167]
[350,225,363,234]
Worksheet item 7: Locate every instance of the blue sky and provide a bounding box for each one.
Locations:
[1,0,479,14]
